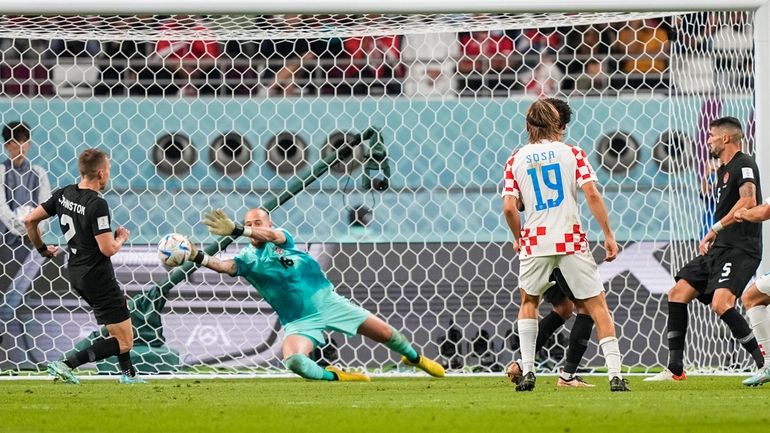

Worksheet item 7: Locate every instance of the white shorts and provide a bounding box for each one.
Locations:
[518,251,603,300]
[755,271,770,296]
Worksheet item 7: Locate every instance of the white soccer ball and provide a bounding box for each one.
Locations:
[157,233,191,267]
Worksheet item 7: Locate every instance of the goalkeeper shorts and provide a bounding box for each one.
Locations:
[283,292,371,347]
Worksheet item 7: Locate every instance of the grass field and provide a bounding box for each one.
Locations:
[1,375,768,433]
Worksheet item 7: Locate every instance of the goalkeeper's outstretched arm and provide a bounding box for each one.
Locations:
[202,208,286,244]
[187,242,237,276]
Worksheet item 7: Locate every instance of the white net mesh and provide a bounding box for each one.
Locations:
[0,10,758,376]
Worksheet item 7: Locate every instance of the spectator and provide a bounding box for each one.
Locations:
[150,15,221,96]
[342,33,404,96]
[258,15,344,97]
[572,59,608,95]
[614,19,669,88]
[523,57,564,97]
[401,31,459,97]
[0,121,51,367]
[457,30,517,96]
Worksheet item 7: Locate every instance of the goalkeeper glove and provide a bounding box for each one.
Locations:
[202,209,252,238]
[187,241,209,266]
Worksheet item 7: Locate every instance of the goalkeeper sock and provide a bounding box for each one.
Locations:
[720,307,764,368]
[64,337,120,369]
[535,311,565,353]
[747,306,770,366]
[599,336,622,379]
[518,319,538,374]
[118,351,136,377]
[284,354,335,381]
[385,328,419,363]
[667,301,688,376]
[564,313,593,376]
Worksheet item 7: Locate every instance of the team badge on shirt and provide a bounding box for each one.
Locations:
[723,172,729,184]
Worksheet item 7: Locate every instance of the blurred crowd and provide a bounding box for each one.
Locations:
[0,12,754,98]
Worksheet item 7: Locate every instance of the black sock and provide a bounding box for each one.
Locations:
[720,307,765,368]
[64,337,120,369]
[536,311,566,353]
[667,301,688,376]
[118,351,136,377]
[564,313,593,375]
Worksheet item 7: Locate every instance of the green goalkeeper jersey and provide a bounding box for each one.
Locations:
[233,229,334,324]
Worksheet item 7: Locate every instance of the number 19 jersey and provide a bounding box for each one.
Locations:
[502,140,597,257]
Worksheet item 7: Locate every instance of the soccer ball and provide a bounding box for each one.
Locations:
[157,233,191,267]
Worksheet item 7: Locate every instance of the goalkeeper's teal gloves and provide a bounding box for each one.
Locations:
[202,209,252,238]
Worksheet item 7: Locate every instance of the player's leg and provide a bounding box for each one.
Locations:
[282,333,342,381]
[645,254,709,381]
[559,252,627,391]
[356,314,444,377]
[647,279,699,381]
[105,318,145,384]
[710,251,764,369]
[48,284,131,385]
[515,255,554,392]
[558,301,595,388]
[741,279,770,386]
[712,288,764,369]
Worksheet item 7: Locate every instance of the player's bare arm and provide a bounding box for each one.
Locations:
[23,205,59,258]
[187,241,238,276]
[95,226,130,257]
[502,195,522,253]
[580,181,618,262]
[700,181,757,254]
[735,203,770,223]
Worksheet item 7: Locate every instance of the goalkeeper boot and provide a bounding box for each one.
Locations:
[119,374,147,384]
[506,360,523,385]
[643,368,686,382]
[610,376,631,392]
[325,365,371,382]
[742,366,770,387]
[402,355,445,377]
[515,372,536,392]
[47,361,80,385]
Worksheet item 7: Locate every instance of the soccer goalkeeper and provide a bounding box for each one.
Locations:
[186,208,445,381]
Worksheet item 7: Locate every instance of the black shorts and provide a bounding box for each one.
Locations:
[675,247,761,304]
[542,268,576,305]
[69,269,130,325]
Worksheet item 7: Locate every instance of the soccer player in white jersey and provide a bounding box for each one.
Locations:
[502,99,629,392]
[732,201,770,386]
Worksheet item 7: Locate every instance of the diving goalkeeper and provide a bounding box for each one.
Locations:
[187,207,445,381]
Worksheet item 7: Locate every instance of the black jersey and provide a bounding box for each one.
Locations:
[711,152,762,258]
[41,184,115,276]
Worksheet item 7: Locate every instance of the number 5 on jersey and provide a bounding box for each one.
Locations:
[526,163,564,211]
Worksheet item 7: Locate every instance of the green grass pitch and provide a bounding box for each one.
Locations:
[1,376,768,433]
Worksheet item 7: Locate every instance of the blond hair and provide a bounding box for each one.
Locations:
[525,99,562,143]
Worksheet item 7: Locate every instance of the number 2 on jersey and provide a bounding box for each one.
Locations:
[526,163,564,211]
[60,214,76,242]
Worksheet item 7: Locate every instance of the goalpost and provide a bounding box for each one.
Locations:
[0,0,768,377]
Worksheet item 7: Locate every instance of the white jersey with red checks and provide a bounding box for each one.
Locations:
[501,139,597,257]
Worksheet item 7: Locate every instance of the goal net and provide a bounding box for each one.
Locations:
[0,6,761,376]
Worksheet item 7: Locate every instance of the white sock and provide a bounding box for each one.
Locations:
[747,306,770,366]
[518,319,538,374]
[599,336,622,379]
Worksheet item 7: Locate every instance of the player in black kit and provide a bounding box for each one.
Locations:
[24,148,144,384]
[645,117,765,381]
